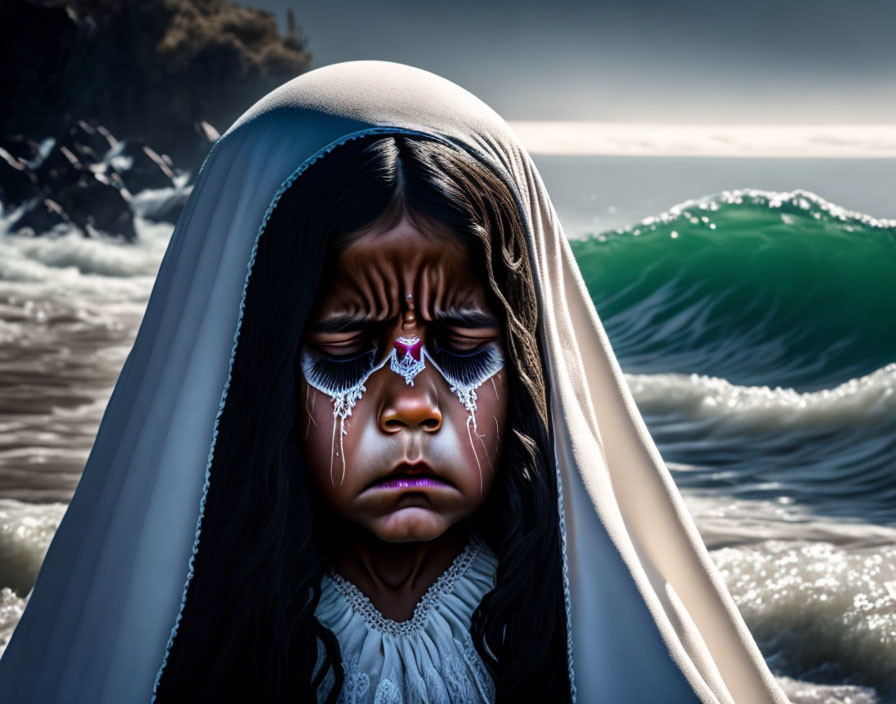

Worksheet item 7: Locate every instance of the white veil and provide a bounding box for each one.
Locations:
[0,61,789,703]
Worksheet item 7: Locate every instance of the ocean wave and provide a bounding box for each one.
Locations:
[0,587,26,659]
[629,367,896,524]
[0,499,66,597]
[712,539,896,701]
[628,363,896,427]
[572,189,896,391]
[0,215,171,297]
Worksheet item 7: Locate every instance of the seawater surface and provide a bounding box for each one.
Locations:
[1,186,894,702]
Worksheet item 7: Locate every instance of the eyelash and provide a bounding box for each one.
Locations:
[300,336,502,395]
[301,347,379,396]
[429,342,503,390]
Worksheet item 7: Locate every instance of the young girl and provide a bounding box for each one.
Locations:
[155,133,572,702]
[0,61,789,704]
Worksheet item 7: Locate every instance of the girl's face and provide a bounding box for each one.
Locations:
[299,214,509,544]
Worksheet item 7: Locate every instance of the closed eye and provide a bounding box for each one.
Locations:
[300,346,378,396]
[311,337,370,359]
[429,318,501,352]
[435,336,491,354]
[429,340,503,390]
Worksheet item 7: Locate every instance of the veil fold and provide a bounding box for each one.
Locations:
[0,61,788,703]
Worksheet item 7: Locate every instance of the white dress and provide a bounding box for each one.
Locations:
[315,541,498,704]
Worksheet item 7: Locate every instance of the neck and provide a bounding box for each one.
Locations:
[330,523,468,621]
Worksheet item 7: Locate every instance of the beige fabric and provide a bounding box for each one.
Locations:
[0,61,789,703]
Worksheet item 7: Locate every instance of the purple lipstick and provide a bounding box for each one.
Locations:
[367,461,451,491]
[371,476,449,491]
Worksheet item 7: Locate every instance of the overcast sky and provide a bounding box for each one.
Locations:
[240,0,896,125]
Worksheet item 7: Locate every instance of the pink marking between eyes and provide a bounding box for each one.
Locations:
[393,335,423,361]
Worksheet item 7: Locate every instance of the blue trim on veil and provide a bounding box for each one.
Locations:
[554,444,578,702]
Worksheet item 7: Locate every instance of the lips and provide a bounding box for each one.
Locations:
[365,461,452,491]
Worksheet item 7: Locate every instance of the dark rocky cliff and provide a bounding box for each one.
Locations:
[1,0,312,170]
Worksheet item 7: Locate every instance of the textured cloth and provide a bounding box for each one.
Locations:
[315,542,497,704]
[0,61,790,703]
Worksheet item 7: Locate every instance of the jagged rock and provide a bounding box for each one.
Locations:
[59,120,116,164]
[0,135,40,165]
[107,138,176,193]
[7,171,136,242]
[33,141,85,188]
[0,122,181,241]
[0,150,42,207]
[1,0,312,174]
[9,198,73,236]
[54,172,136,242]
[102,168,129,192]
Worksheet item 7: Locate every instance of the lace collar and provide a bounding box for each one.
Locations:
[324,541,482,638]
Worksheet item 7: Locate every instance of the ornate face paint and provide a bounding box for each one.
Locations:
[424,337,505,491]
[300,333,504,485]
[300,346,389,486]
[390,335,426,385]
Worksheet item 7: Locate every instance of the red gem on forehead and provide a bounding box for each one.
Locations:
[394,335,423,361]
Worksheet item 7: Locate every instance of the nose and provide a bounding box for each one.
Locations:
[379,385,443,433]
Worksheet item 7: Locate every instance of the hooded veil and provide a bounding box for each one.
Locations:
[0,61,788,703]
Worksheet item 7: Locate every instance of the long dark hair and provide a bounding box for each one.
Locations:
[154,134,571,702]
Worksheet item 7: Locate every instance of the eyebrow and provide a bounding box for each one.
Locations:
[307,315,378,333]
[432,309,499,328]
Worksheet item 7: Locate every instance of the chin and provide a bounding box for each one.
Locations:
[369,507,452,543]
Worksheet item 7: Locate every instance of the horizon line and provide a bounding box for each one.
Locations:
[507,122,896,158]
